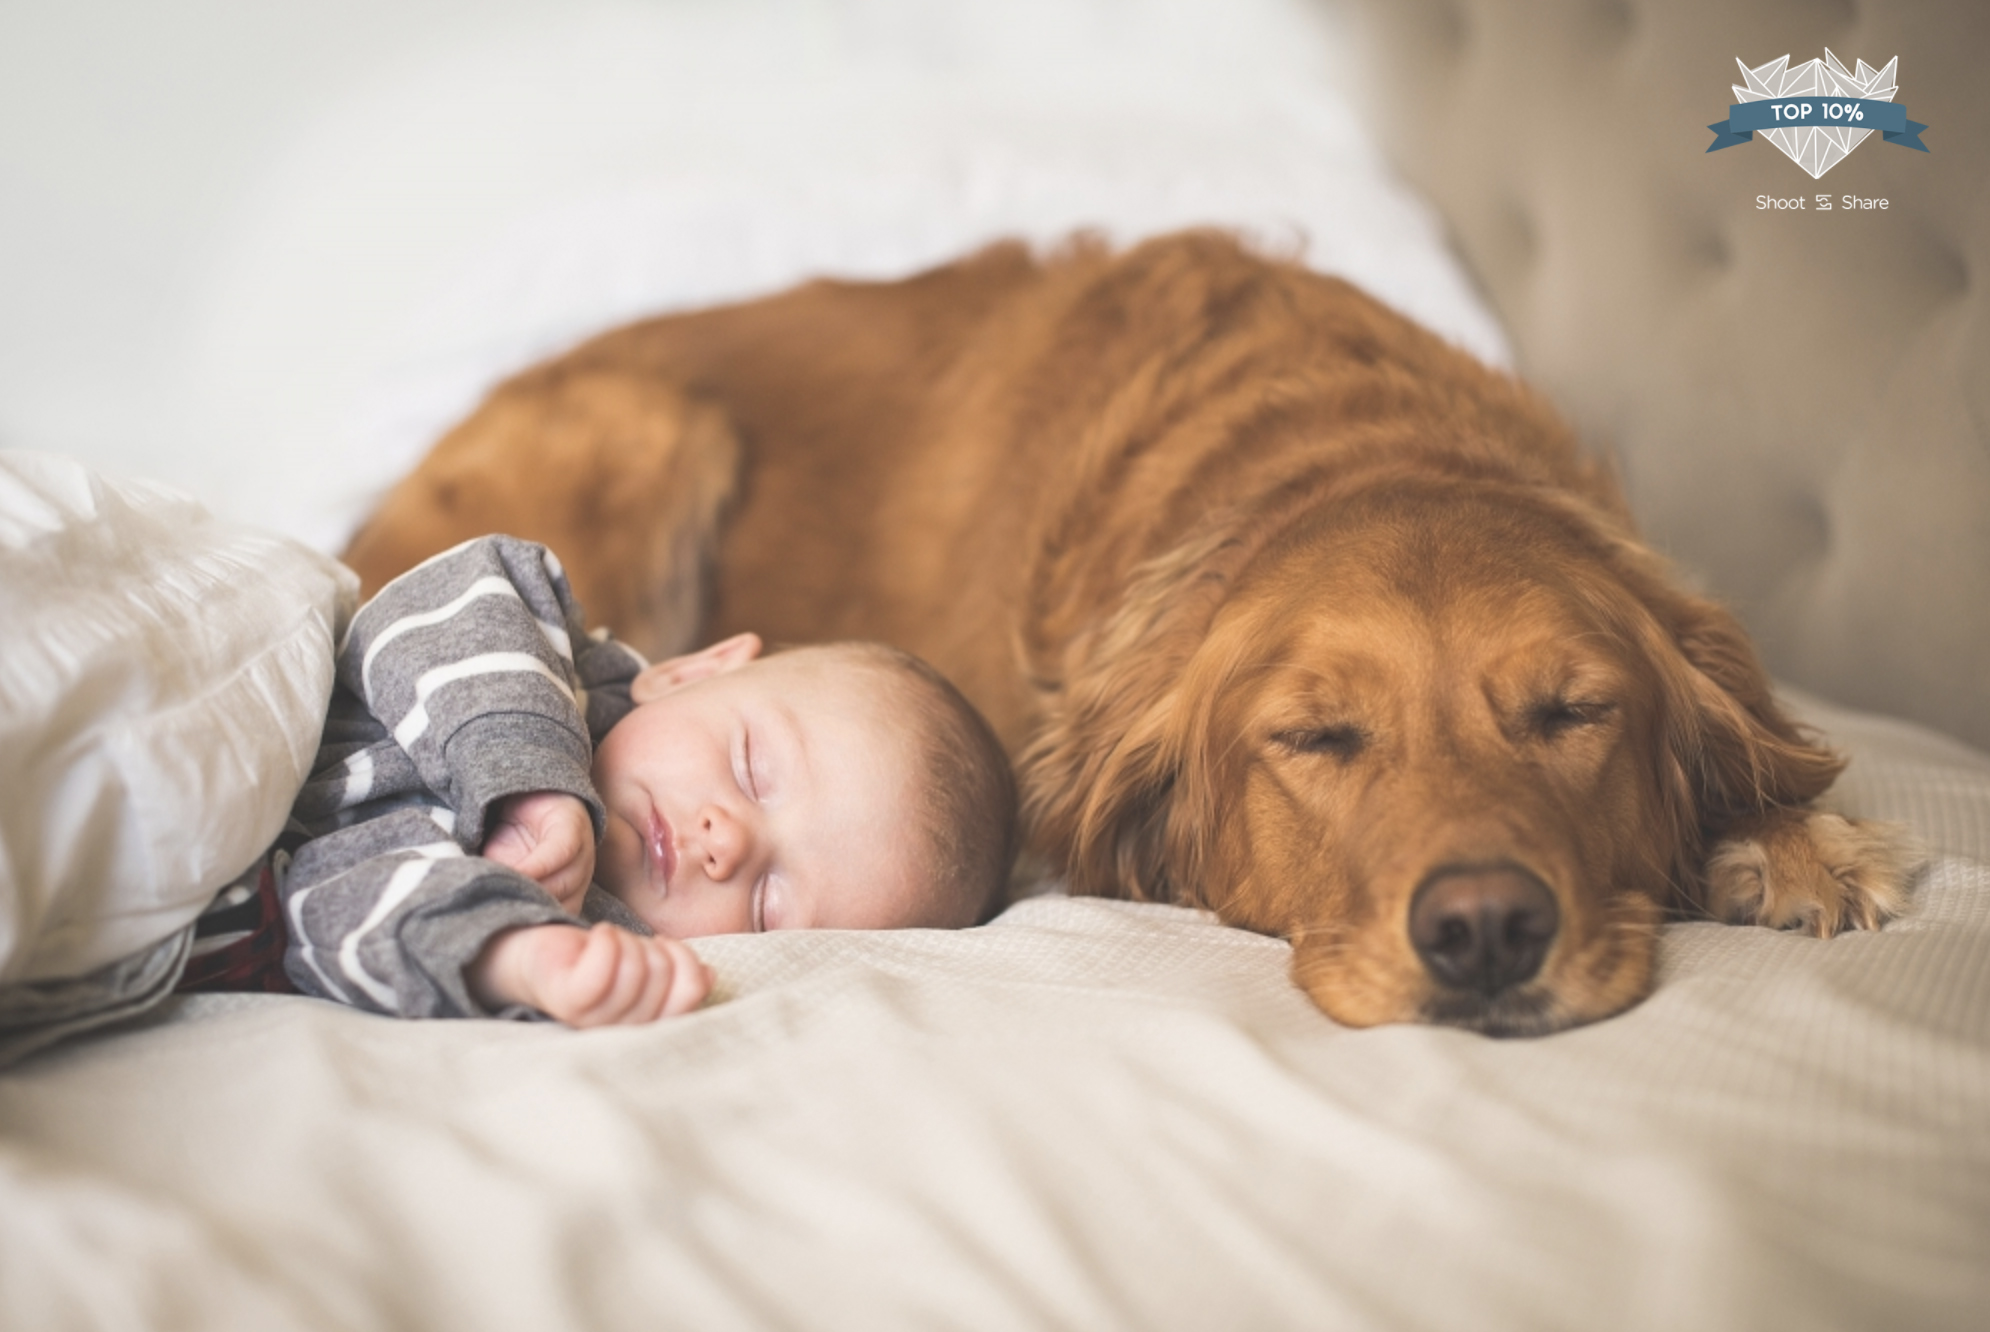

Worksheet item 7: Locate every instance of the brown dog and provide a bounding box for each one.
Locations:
[346,231,1915,1035]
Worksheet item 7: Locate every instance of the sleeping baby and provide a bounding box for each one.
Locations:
[176,534,1018,1026]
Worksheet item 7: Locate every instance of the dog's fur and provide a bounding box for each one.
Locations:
[345,231,1917,1034]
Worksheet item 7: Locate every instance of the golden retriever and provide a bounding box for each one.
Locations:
[345,231,1916,1035]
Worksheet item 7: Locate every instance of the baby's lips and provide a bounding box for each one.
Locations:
[646,806,677,898]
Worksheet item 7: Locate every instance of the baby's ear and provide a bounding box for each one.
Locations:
[630,632,762,702]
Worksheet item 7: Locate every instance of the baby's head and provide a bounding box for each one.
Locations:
[591,633,1016,939]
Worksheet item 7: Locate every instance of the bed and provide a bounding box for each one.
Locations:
[2,1,1986,1328]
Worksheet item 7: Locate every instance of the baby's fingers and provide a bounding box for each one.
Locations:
[552,925,627,1024]
[569,929,663,1025]
[583,933,710,1025]
[595,935,705,1024]
[535,842,596,914]
[540,927,711,1026]
[592,930,666,1024]
[655,938,712,1016]
[481,820,533,873]
[512,816,585,886]
[481,793,595,907]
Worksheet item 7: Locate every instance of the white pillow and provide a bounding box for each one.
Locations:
[0,451,355,986]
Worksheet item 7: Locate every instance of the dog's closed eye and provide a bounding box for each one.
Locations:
[1274,724,1368,762]
[1528,698,1615,741]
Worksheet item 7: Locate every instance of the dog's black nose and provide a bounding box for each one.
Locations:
[1409,866,1559,996]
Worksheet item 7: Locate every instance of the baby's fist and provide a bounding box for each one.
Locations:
[469,923,711,1027]
[483,791,595,910]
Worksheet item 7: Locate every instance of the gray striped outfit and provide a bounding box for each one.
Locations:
[281,535,653,1019]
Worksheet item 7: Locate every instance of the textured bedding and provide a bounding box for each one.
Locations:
[2,2,1987,1329]
[2,690,1986,1331]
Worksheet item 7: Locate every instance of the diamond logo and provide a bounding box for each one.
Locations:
[1731,50,1898,179]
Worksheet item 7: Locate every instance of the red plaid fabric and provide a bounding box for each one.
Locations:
[175,852,297,995]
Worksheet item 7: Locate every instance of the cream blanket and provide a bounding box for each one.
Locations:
[3,691,1985,1331]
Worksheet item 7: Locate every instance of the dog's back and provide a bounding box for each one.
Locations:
[350,232,1606,742]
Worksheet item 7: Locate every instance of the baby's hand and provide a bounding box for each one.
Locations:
[468,923,711,1027]
[483,791,595,911]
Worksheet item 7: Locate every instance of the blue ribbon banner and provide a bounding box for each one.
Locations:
[1708,96,1928,152]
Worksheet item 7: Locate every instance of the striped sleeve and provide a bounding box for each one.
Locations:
[280,807,571,1017]
[271,535,651,1018]
[333,535,630,848]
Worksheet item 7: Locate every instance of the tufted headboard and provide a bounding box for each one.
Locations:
[1338,0,1988,749]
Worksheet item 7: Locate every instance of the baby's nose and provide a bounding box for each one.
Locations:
[697,805,754,880]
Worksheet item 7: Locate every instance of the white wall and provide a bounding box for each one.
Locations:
[0,0,1502,551]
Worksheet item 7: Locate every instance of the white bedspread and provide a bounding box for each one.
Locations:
[3,687,1986,1331]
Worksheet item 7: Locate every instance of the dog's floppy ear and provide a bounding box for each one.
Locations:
[1018,527,1247,902]
[1618,559,1845,893]
[1661,589,1842,815]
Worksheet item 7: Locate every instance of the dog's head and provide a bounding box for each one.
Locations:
[1021,473,1841,1035]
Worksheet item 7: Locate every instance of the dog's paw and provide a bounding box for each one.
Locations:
[1705,811,1921,936]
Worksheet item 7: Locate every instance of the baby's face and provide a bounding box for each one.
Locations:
[592,635,940,938]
